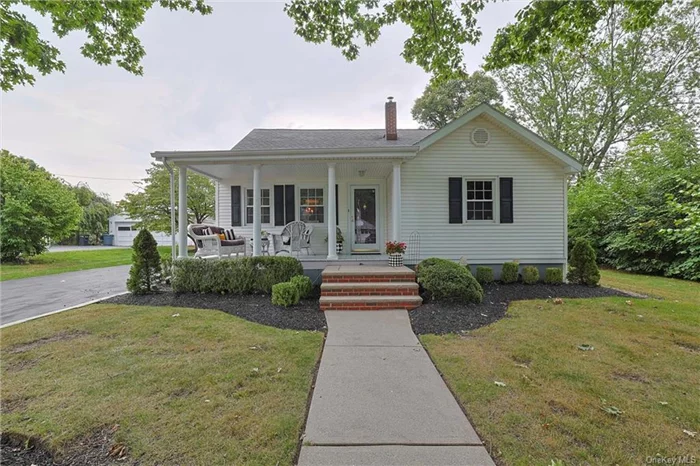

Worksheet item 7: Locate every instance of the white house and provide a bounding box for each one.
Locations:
[152,101,581,277]
[108,214,176,247]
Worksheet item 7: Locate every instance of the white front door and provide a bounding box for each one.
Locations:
[350,185,380,252]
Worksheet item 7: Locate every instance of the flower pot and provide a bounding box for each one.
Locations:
[389,252,404,267]
[336,242,343,254]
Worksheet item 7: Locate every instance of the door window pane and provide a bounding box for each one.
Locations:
[353,188,377,245]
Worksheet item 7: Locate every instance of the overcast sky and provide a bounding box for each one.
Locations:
[1,1,523,202]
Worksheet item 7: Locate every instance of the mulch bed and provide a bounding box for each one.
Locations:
[1,428,126,466]
[410,283,633,335]
[102,291,326,332]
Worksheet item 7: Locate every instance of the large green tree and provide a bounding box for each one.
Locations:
[72,182,117,244]
[411,71,505,128]
[0,150,82,261]
[495,1,700,171]
[119,163,214,234]
[284,0,667,82]
[568,115,700,280]
[0,0,212,91]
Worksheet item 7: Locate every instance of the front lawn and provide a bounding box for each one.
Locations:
[0,247,174,281]
[422,272,700,465]
[1,304,324,465]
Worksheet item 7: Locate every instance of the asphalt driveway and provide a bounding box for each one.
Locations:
[0,265,130,326]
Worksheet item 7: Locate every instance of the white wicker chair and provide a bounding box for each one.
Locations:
[188,224,246,259]
[272,221,314,256]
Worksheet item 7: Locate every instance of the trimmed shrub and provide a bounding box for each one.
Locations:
[171,256,303,294]
[127,229,163,294]
[271,282,300,307]
[522,266,539,284]
[475,266,494,285]
[416,258,483,304]
[501,262,519,284]
[567,239,601,286]
[290,275,313,299]
[544,267,564,285]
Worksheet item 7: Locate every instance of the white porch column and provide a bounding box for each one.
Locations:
[392,162,402,242]
[327,163,338,260]
[178,166,188,258]
[252,165,262,256]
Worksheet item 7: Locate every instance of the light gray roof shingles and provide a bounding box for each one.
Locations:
[232,128,435,151]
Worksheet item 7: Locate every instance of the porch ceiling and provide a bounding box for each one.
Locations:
[188,161,396,180]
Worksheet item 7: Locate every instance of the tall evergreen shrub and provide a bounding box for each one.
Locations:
[567,239,601,286]
[127,229,162,294]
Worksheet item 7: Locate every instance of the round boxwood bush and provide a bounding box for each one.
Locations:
[416,258,483,304]
[522,266,539,285]
[290,275,313,299]
[501,262,519,284]
[544,267,564,285]
[567,239,601,286]
[475,266,494,285]
[271,282,300,307]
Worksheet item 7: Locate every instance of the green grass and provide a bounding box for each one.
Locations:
[0,247,175,282]
[0,304,324,465]
[422,273,700,465]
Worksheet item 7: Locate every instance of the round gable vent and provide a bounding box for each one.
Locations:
[471,128,490,146]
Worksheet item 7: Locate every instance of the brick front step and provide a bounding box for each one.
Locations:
[322,275,416,283]
[320,296,423,311]
[321,282,419,297]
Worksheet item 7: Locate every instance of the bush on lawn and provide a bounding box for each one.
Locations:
[544,267,564,285]
[567,239,601,286]
[416,258,483,303]
[271,282,300,307]
[501,262,519,283]
[475,266,494,285]
[171,256,303,294]
[522,266,539,285]
[127,229,163,294]
[290,275,313,299]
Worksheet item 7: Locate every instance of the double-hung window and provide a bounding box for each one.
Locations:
[246,188,270,224]
[465,180,494,221]
[299,188,324,223]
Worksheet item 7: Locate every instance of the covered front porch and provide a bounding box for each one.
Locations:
[154,149,413,262]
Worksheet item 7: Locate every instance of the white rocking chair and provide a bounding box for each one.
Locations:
[272,221,314,256]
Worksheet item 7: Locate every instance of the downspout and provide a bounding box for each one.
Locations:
[163,159,177,262]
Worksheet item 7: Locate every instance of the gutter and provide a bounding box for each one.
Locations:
[151,145,419,163]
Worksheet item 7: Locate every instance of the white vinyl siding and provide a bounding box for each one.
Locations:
[401,115,568,264]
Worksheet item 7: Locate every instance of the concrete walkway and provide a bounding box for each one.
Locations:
[298,310,495,466]
[0,265,129,326]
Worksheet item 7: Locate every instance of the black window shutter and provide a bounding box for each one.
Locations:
[335,184,339,226]
[448,178,463,224]
[274,185,285,226]
[231,186,242,226]
[284,185,295,223]
[500,177,513,224]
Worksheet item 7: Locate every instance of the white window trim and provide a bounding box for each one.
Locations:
[298,184,326,224]
[244,187,273,226]
[463,177,499,224]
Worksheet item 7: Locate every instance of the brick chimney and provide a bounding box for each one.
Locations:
[385,96,397,141]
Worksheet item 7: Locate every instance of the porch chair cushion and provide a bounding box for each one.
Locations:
[224,228,236,240]
[221,239,246,247]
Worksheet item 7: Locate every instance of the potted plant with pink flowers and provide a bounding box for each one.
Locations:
[385,241,407,267]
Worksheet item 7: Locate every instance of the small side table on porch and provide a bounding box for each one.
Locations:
[248,237,270,256]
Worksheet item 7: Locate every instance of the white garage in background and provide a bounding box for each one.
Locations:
[108,214,176,247]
